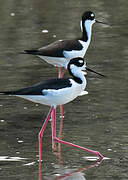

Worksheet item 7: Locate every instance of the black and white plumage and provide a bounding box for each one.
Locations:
[0,58,88,107]
[0,57,105,161]
[22,11,98,69]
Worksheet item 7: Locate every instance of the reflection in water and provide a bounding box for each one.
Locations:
[54,115,64,164]
[0,156,27,162]
[0,0,128,179]
[39,158,103,180]
[39,138,103,180]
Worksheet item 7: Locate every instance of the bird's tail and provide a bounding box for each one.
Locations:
[19,50,39,55]
[0,91,15,95]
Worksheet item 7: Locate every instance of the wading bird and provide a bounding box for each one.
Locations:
[22,11,107,78]
[0,57,105,161]
[22,11,108,119]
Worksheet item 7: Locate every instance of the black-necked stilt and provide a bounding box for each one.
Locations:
[22,11,107,78]
[0,57,105,161]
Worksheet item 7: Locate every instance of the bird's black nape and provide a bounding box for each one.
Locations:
[67,57,85,84]
[82,11,95,21]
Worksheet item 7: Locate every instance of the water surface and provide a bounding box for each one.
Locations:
[0,0,128,179]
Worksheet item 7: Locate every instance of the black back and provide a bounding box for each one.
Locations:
[24,39,83,58]
[1,78,72,95]
[0,58,85,95]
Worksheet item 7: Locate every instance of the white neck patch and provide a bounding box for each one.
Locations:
[80,20,83,32]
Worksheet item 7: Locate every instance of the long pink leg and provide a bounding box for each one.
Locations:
[38,161,42,180]
[58,67,62,79]
[51,109,56,150]
[38,106,54,162]
[52,107,104,160]
[58,66,66,125]
[58,67,66,78]
[50,67,64,150]
[58,67,66,118]
[58,67,64,140]
[58,109,63,154]
[57,114,63,164]
[53,110,64,163]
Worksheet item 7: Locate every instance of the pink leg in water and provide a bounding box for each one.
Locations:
[57,113,64,164]
[38,161,42,180]
[53,108,64,163]
[38,107,54,162]
[58,107,63,152]
[52,107,104,160]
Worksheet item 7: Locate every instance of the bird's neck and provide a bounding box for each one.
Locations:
[80,20,93,43]
[69,65,86,85]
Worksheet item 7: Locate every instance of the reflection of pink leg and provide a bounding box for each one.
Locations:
[52,107,104,160]
[38,107,54,162]
[53,160,102,180]
[39,161,42,180]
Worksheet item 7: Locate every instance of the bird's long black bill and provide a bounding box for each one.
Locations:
[95,20,110,26]
[86,67,106,77]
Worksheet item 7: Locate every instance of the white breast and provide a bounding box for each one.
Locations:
[63,40,89,60]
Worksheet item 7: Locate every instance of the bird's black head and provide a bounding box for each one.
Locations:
[68,57,85,70]
[82,11,95,21]
[68,57,106,78]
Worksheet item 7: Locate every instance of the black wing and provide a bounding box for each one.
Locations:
[0,78,72,95]
[23,39,83,58]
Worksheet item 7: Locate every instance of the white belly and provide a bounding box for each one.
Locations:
[38,56,68,68]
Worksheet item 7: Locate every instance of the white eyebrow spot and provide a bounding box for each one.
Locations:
[79,60,83,64]
[91,13,94,17]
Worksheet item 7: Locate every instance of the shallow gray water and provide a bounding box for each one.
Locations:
[0,0,128,179]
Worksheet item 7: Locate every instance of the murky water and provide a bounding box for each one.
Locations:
[0,0,128,179]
